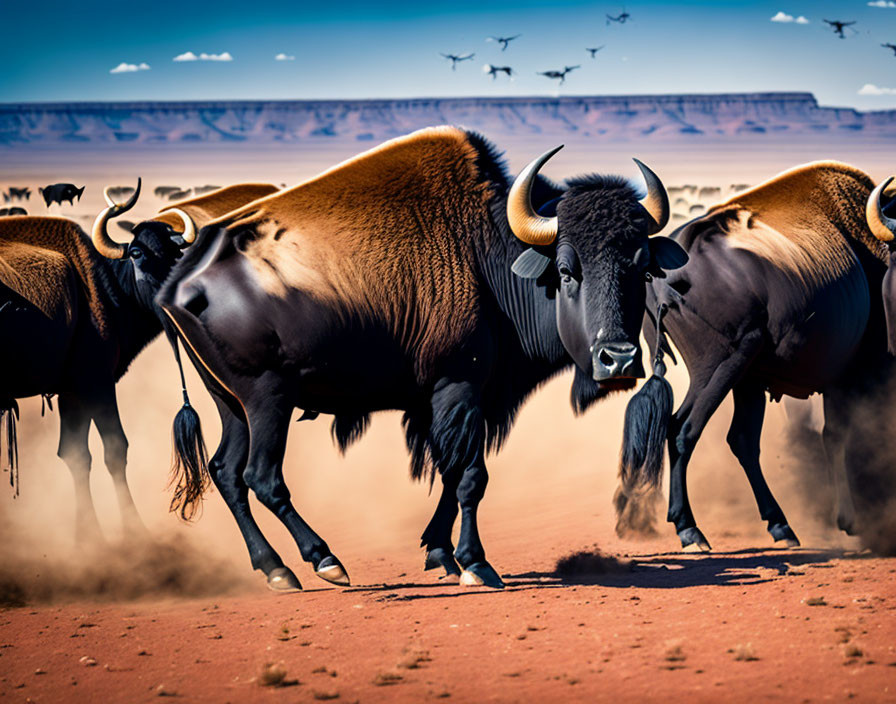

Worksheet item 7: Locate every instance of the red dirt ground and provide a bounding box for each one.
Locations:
[2,528,894,703]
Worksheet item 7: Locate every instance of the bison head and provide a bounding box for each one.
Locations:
[92,179,196,312]
[867,176,896,354]
[507,147,687,394]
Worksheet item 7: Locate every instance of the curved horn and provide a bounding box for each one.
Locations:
[92,178,141,259]
[633,159,669,235]
[866,176,896,244]
[508,145,563,246]
[166,207,197,244]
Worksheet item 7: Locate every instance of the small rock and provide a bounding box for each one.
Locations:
[34,668,46,675]
[79,657,97,667]
[732,643,759,662]
[843,644,864,659]
[156,684,177,697]
[258,662,287,687]
[806,597,827,606]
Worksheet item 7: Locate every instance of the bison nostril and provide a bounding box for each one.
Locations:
[182,288,208,317]
[598,349,615,368]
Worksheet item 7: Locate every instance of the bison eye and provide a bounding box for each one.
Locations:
[129,247,144,261]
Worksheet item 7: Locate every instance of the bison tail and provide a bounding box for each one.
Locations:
[162,322,210,521]
[169,398,210,521]
[1,401,20,498]
[619,355,673,492]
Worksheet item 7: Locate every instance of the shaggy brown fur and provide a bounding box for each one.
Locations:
[208,127,500,378]
[695,161,885,288]
[0,217,117,336]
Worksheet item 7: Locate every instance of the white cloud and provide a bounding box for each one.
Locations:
[173,51,232,62]
[858,83,896,95]
[868,1,896,8]
[275,53,295,61]
[771,11,809,23]
[110,62,150,74]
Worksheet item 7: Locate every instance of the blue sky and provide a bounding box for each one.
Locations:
[2,1,895,108]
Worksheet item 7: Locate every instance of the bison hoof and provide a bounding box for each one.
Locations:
[836,513,859,536]
[316,556,351,586]
[459,562,505,589]
[266,567,302,593]
[678,527,712,552]
[424,548,462,580]
[769,523,800,547]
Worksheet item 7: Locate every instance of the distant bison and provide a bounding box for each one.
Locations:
[154,186,183,199]
[4,187,31,202]
[193,185,221,195]
[40,183,85,207]
[0,207,27,216]
[105,185,136,201]
[167,188,193,201]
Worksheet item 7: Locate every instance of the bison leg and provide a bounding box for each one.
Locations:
[91,389,148,540]
[429,379,503,589]
[209,399,300,592]
[668,330,763,551]
[821,391,859,535]
[727,381,798,546]
[242,392,349,587]
[57,394,104,545]
[420,474,463,580]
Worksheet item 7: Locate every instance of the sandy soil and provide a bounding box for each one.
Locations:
[1,139,895,702]
[2,531,894,703]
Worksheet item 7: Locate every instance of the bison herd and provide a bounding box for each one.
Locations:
[2,127,895,592]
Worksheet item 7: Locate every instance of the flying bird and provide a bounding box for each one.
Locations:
[483,64,514,80]
[882,43,896,57]
[823,20,856,39]
[441,53,475,70]
[586,46,605,59]
[606,11,631,25]
[537,65,579,85]
[487,35,520,51]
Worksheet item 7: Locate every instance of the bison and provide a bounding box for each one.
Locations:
[39,184,85,207]
[4,187,31,203]
[158,126,687,590]
[0,181,278,543]
[619,161,894,551]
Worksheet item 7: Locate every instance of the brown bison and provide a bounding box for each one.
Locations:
[158,126,687,590]
[0,181,278,543]
[620,162,896,551]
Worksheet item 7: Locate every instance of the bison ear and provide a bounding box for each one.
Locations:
[512,247,552,279]
[649,236,688,271]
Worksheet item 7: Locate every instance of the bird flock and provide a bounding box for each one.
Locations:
[442,9,896,88]
[441,10,631,86]
[820,18,896,64]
